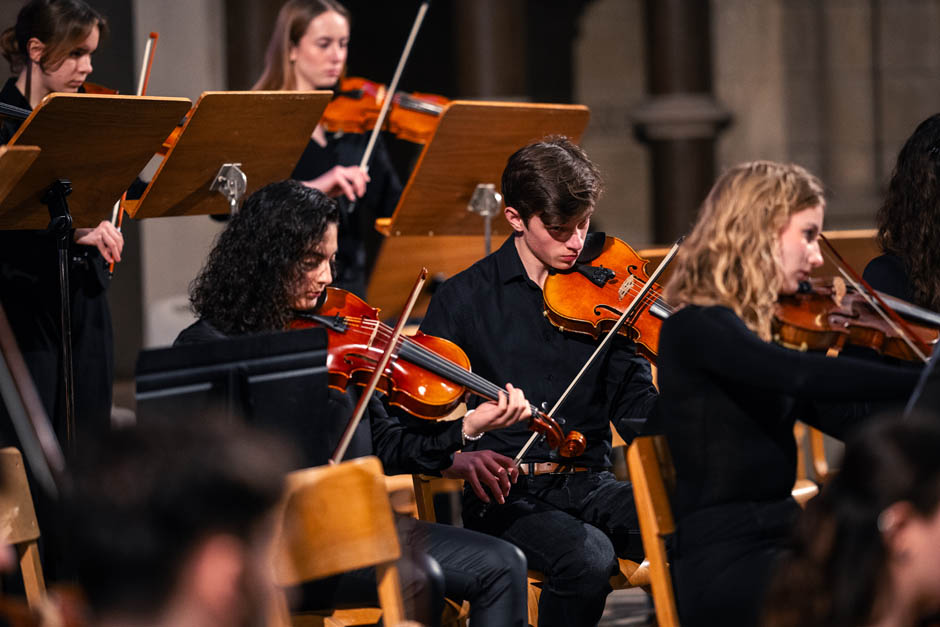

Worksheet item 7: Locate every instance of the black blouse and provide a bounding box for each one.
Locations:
[657,304,920,518]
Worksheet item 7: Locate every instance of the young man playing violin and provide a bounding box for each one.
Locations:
[175,180,529,627]
[419,136,659,627]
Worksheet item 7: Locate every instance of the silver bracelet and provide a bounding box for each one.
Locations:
[462,410,484,445]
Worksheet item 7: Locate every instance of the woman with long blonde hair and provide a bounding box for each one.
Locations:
[253,0,401,298]
[657,161,922,626]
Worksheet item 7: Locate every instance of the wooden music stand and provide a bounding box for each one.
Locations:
[126,91,332,219]
[0,145,39,207]
[369,101,590,317]
[0,93,191,447]
[0,93,191,229]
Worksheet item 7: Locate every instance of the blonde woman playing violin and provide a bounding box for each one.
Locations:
[658,161,923,626]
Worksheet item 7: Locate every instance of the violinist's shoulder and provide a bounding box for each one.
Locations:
[435,252,500,297]
[663,304,739,332]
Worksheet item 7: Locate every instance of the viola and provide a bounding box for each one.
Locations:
[290,287,587,457]
[321,76,448,144]
[774,277,940,362]
[542,234,673,363]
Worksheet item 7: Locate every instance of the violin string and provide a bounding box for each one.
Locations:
[592,274,675,316]
[342,317,510,402]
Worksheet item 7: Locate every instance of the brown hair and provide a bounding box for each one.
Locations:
[501,135,603,226]
[665,161,825,340]
[1,0,106,75]
[253,0,349,91]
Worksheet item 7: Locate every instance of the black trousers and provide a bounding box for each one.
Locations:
[673,498,799,627]
[299,515,528,626]
[462,471,644,627]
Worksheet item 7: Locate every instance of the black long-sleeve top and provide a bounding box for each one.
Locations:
[419,235,659,467]
[0,77,108,290]
[864,253,914,303]
[657,305,921,518]
[174,319,463,474]
[291,131,402,296]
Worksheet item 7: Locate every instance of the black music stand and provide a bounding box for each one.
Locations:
[135,327,330,464]
[0,93,192,448]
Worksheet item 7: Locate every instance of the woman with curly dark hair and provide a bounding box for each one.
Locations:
[764,412,940,627]
[175,179,530,627]
[865,114,940,312]
[184,179,339,338]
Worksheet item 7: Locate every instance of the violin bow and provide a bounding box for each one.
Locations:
[819,234,930,362]
[512,237,684,466]
[355,0,430,175]
[109,32,159,276]
[0,303,65,498]
[330,267,428,464]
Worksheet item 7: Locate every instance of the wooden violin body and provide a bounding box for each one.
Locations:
[543,235,671,362]
[291,288,587,457]
[321,76,447,144]
[774,277,940,361]
[295,287,468,420]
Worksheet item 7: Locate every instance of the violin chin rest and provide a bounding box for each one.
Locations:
[577,231,606,264]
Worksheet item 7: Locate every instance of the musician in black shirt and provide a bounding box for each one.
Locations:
[420,136,659,627]
[660,161,922,626]
[176,180,529,627]
[0,0,123,446]
[865,113,940,311]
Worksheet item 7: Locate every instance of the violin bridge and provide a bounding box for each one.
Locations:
[618,275,634,301]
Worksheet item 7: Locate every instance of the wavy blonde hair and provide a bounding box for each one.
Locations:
[252,0,349,91]
[665,161,825,340]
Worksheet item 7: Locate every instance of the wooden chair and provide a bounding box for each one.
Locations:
[626,436,679,627]
[412,474,650,627]
[808,424,831,482]
[0,447,46,609]
[792,422,820,507]
[271,456,405,627]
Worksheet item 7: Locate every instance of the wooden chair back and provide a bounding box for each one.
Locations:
[792,423,821,507]
[626,436,679,627]
[0,447,46,608]
[271,456,405,627]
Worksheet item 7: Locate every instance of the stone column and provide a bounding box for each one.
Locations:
[631,0,730,242]
[454,0,527,99]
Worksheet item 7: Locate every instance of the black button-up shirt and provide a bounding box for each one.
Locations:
[420,235,658,467]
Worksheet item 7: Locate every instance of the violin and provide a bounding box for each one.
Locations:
[320,76,448,144]
[290,287,587,457]
[80,81,118,95]
[542,234,674,363]
[774,277,940,361]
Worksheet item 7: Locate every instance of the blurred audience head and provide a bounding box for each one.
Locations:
[765,412,940,627]
[65,418,295,627]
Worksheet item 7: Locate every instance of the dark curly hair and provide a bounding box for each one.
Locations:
[876,113,940,311]
[764,413,940,627]
[190,180,339,335]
